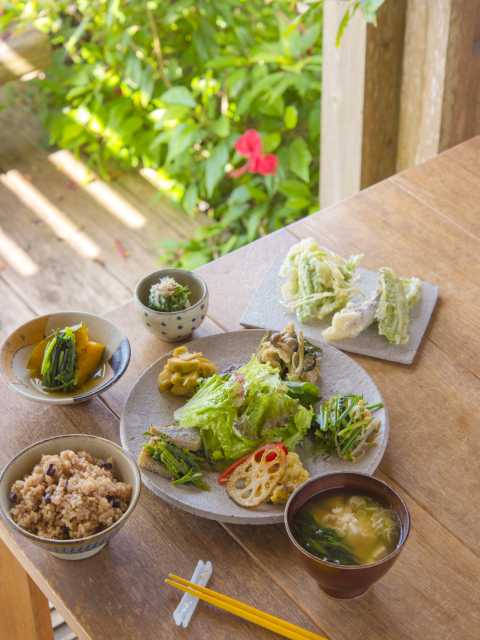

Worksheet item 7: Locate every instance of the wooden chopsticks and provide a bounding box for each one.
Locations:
[165,574,328,640]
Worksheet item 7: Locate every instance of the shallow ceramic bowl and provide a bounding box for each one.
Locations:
[285,473,411,599]
[134,268,208,342]
[0,434,141,560]
[0,311,131,405]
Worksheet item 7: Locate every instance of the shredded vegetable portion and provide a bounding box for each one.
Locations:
[279,238,362,323]
[315,394,382,462]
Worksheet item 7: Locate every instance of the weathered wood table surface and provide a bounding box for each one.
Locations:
[1,137,480,640]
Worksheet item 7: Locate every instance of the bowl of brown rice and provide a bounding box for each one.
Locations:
[0,434,141,560]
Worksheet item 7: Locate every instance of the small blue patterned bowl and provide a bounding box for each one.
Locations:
[0,434,141,560]
[134,268,208,342]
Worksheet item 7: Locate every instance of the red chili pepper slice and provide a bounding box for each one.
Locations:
[218,443,288,485]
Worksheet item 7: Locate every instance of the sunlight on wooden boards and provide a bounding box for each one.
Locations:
[0,226,38,276]
[49,151,147,229]
[0,170,100,259]
[0,41,36,77]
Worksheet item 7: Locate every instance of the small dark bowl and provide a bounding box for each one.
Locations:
[284,473,411,599]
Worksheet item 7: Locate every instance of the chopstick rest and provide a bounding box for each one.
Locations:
[172,560,213,628]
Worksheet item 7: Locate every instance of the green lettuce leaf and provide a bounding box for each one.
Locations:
[174,356,313,463]
[174,374,253,462]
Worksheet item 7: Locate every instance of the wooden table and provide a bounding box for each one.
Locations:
[1,137,480,640]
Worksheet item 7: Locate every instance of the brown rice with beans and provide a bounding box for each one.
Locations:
[9,450,132,539]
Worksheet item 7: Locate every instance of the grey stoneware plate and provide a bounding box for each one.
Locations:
[1,311,131,405]
[120,329,389,525]
[240,255,439,365]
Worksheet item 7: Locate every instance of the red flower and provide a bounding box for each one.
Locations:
[250,153,278,176]
[229,129,278,178]
[235,129,262,156]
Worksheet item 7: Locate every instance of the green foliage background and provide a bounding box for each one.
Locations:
[1,0,322,268]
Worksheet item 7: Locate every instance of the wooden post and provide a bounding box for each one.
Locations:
[397,0,480,170]
[320,0,407,207]
[0,538,53,640]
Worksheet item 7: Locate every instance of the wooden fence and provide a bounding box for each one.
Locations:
[321,0,480,206]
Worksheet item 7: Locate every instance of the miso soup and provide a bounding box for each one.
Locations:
[293,490,400,566]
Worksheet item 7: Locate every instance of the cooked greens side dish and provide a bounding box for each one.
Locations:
[143,432,208,490]
[40,327,77,391]
[27,323,105,393]
[148,276,191,312]
[314,394,383,462]
[279,238,362,323]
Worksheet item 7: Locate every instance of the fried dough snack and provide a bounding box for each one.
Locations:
[158,346,217,397]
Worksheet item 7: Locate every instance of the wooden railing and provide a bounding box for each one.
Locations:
[320,0,480,207]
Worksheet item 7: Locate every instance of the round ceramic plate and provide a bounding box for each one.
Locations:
[120,329,389,525]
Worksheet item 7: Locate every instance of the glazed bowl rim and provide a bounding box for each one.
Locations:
[284,471,411,571]
[0,434,141,546]
[134,268,208,317]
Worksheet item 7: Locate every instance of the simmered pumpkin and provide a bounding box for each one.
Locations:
[75,324,89,354]
[27,338,48,377]
[75,341,105,386]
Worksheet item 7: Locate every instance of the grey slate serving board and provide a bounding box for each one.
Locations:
[240,255,439,365]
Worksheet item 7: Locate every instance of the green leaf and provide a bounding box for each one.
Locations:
[278,179,311,199]
[183,184,198,215]
[262,132,281,152]
[308,104,321,141]
[220,235,238,255]
[161,86,196,108]
[210,116,230,138]
[140,69,155,107]
[221,203,249,226]
[166,123,198,163]
[245,204,268,241]
[284,105,298,129]
[336,3,359,47]
[360,0,385,23]
[228,185,251,204]
[204,142,229,197]
[285,196,311,210]
[118,116,143,139]
[296,22,322,55]
[181,251,210,270]
[288,138,312,182]
[225,68,248,98]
